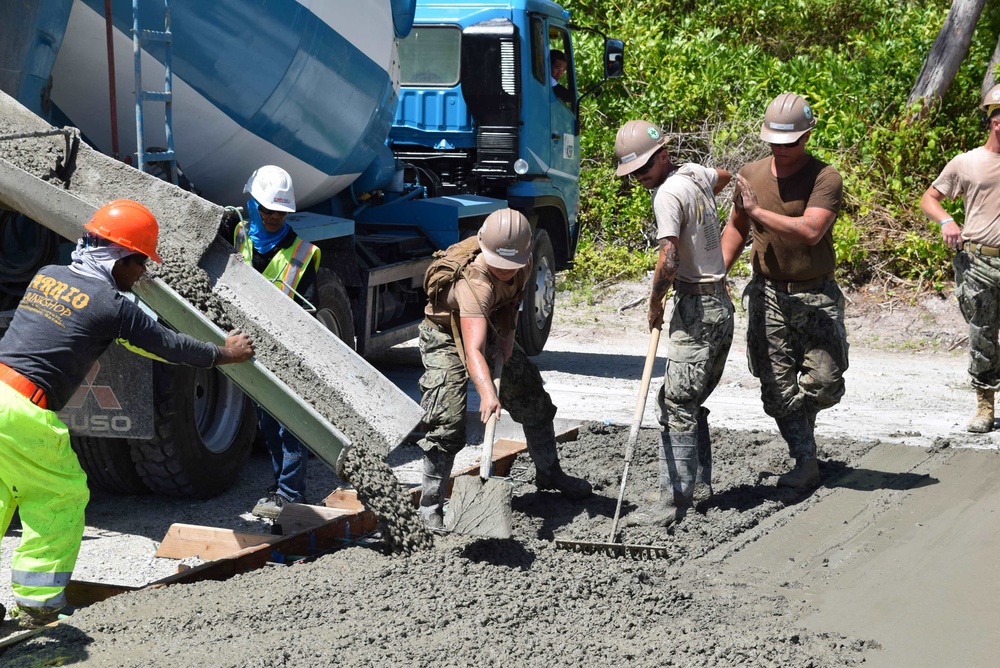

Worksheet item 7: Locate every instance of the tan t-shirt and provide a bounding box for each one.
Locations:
[932,147,1000,247]
[739,155,843,281]
[424,252,531,335]
[651,163,726,283]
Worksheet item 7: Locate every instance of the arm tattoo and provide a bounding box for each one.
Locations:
[651,239,680,294]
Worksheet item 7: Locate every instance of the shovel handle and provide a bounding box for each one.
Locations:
[479,357,504,479]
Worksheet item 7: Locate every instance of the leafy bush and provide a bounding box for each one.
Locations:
[566,0,1000,291]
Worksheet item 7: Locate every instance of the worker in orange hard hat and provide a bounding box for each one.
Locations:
[0,199,255,630]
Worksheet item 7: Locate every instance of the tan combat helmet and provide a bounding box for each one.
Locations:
[759,92,816,144]
[982,83,1000,119]
[615,120,666,176]
[478,208,532,270]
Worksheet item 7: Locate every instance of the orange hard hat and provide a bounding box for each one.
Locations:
[84,199,162,263]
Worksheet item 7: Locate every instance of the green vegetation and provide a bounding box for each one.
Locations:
[565,0,1000,291]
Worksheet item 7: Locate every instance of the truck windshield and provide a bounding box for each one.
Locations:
[399,26,461,86]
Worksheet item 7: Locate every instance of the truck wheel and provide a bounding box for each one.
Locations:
[129,364,255,498]
[315,268,356,349]
[517,229,556,356]
[71,435,150,495]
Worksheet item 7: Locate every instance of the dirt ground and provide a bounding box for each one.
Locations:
[4,276,999,667]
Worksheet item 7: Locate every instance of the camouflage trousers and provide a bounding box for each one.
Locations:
[955,251,1000,390]
[416,321,556,456]
[744,274,849,418]
[657,292,734,434]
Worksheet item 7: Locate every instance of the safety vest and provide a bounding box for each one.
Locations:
[234,222,321,297]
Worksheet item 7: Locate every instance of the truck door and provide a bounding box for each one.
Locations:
[527,17,579,223]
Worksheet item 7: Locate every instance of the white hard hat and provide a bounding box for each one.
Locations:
[244,165,296,212]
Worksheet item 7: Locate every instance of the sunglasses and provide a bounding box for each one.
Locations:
[769,135,804,148]
[258,203,287,217]
[632,149,663,177]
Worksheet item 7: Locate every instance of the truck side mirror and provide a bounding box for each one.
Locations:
[604,39,624,79]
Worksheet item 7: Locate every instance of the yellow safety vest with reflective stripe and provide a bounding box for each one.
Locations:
[234,222,321,297]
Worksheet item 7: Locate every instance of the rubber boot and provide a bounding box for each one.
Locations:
[523,424,592,500]
[638,431,698,526]
[967,389,995,433]
[775,411,820,488]
[418,449,456,529]
[693,408,713,502]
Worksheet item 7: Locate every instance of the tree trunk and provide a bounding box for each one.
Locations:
[981,32,1000,101]
[907,0,986,118]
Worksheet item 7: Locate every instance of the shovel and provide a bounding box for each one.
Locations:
[555,320,669,558]
[445,357,514,539]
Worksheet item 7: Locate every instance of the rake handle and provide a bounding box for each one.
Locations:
[608,324,662,543]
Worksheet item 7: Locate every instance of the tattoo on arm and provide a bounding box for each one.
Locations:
[652,239,680,294]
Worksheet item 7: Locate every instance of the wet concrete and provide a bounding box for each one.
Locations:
[2,423,882,666]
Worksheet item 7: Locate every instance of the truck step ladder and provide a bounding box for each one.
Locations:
[132,0,177,184]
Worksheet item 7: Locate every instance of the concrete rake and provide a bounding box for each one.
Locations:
[555,321,669,559]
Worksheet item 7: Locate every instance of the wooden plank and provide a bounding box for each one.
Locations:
[276,503,355,535]
[154,523,278,560]
[0,620,58,650]
[320,488,364,511]
[452,438,527,480]
[149,511,380,587]
[65,580,140,607]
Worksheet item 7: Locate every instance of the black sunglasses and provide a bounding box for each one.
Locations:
[769,135,804,148]
[633,149,663,176]
[258,203,287,217]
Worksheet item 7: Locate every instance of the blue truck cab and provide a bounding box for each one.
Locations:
[373,0,622,354]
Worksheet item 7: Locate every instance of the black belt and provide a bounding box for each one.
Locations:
[963,242,1000,257]
[756,273,832,294]
[673,280,726,296]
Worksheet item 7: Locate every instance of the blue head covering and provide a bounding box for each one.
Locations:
[246,195,291,254]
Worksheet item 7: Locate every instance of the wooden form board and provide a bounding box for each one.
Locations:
[62,433,565,600]
[154,524,280,560]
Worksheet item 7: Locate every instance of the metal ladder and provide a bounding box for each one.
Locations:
[132,0,177,184]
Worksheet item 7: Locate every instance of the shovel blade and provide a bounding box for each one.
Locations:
[445,475,513,539]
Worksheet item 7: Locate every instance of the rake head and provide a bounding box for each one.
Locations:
[554,538,669,559]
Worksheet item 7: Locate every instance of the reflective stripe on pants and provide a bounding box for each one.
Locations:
[0,382,89,609]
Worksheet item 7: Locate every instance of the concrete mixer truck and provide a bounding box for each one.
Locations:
[0,0,623,497]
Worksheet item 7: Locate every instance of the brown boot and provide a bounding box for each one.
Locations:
[967,389,995,433]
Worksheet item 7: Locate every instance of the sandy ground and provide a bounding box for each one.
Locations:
[4,276,999,666]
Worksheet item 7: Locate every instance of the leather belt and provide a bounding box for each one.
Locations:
[0,361,48,409]
[423,317,450,334]
[673,279,726,296]
[756,272,833,294]
[963,241,1000,257]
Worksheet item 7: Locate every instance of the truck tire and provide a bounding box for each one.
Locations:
[315,268,356,349]
[517,229,556,356]
[71,435,150,495]
[129,364,255,498]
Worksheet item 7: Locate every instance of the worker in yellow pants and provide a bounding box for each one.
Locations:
[0,382,88,616]
[0,199,256,629]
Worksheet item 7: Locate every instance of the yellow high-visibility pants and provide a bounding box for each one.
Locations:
[0,381,89,610]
